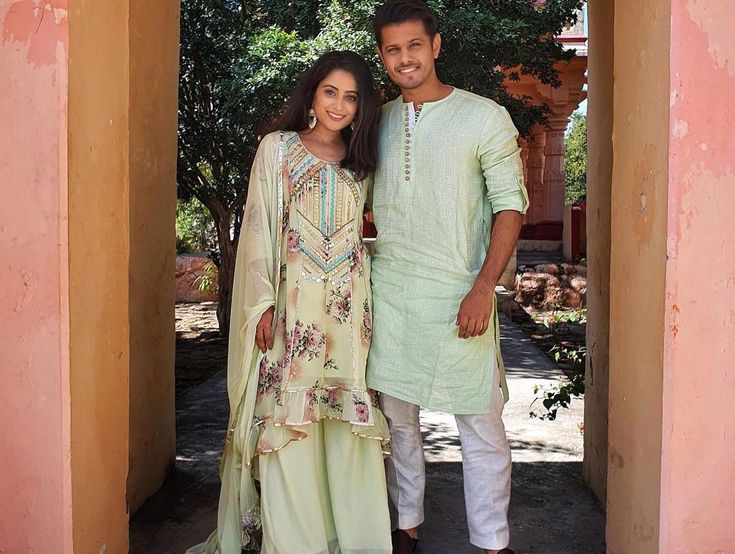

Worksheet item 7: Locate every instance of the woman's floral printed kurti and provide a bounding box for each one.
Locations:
[186,131,391,554]
[252,131,387,456]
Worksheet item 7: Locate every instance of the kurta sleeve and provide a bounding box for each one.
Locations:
[478,107,530,214]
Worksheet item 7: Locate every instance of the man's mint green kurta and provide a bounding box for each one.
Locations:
[366,88,529,414]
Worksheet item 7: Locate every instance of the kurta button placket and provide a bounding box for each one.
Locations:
[402,101,424,183]
[404,104,414,183]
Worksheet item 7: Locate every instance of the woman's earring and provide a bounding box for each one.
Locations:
[350,121,355,131]
[308,108,317,130]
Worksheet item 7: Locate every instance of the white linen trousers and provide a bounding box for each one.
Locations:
[379,365,512,551]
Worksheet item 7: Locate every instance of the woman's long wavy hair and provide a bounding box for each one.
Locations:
[270,51,381,181]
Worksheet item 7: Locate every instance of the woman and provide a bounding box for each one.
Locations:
[188,51,391,554]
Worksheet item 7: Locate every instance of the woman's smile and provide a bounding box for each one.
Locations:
[325,110,346,121]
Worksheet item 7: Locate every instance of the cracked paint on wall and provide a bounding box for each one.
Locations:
[2,0,68,68]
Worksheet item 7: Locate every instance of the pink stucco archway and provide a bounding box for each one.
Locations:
[1,1,734,552]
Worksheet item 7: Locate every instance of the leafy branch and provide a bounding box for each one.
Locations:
[530,346,585,421]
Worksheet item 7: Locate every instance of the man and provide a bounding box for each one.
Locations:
[367,1,529,553]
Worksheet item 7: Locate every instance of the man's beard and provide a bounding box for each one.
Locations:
[400,79,424,90]
[395,72,426,90]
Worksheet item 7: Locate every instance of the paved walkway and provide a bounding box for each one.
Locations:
[130,316,604,553]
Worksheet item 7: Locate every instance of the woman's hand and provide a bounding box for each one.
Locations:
[255,307,275,353]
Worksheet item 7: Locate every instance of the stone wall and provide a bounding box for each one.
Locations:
[514,263,587,310]
[176,254,218,303]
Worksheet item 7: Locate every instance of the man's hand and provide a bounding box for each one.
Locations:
[456,284,495,339]
[455,210,521,339]
[255,306,275,353]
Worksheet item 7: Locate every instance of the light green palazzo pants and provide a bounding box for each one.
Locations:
[258,419,392,554]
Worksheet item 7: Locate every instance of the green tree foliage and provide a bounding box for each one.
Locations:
[178,0,584,333]
[176,198,217,254]
[564,112,587,205]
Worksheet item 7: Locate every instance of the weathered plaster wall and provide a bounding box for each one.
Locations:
[659,1,735,551]
[2,0,180,548]
[607,0,670,552]
[0,1,71,551]
[126,0,179,513]
[583,0,612,506]
[68,1,130,551]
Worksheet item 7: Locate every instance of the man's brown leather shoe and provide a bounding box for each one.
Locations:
[391,529,418,553]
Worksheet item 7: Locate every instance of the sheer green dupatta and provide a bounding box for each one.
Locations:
[187,132,285,554]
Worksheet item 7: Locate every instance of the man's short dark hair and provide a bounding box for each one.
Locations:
[372,0,438,46]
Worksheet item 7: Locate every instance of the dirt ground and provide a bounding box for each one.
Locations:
[175,302,227,394]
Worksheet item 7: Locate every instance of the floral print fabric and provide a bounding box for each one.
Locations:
[252,132,388,456]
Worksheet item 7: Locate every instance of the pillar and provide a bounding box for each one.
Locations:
[543,117,568,222]
[532,55,587,231]
[127,0,179,513]
[607,0,671,549]
[659,0,735,550]
[68,2,131,549]
[606,0,735,552]
[525,128,547,225]
[1,1,73,550]
[0,0,179,550]
[583,0,613,506]
[504,56,586,241]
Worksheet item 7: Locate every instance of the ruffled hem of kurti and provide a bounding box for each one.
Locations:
[245,387,390,463]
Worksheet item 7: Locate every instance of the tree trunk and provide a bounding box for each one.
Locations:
[199,195,237,337]
[214,211,236,337]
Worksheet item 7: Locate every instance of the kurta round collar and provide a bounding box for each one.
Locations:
[399,87,457,110]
